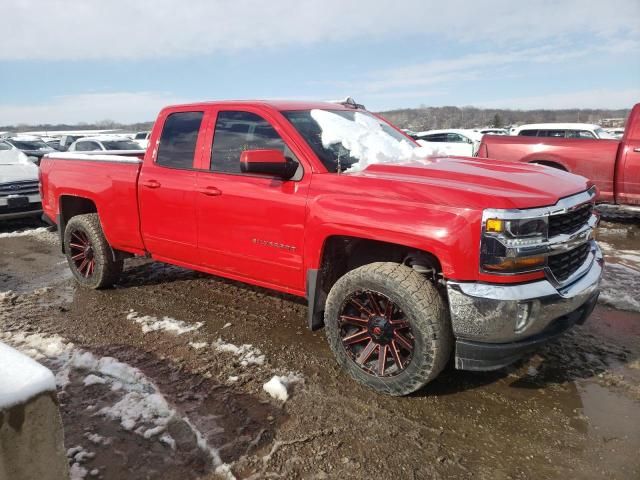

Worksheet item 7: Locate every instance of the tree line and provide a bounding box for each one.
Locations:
[1,106,629,134]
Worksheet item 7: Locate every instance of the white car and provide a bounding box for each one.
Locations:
[605,127,625,139]
[475,128,509,136]
[133,131,150,149]
[512,123,616,139]
[412,129,483,156]
[0,140,42,220]
[68,136,145,153]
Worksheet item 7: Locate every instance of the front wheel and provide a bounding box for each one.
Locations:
[64,213,123,289]
[324,262,452,396]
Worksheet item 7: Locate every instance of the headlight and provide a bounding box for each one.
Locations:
[481,215,548,274]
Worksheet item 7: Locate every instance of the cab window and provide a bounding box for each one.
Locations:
[210,111,294,174]
[156,111,204,169]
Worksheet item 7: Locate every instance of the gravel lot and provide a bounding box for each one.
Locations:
[1,218,639,480]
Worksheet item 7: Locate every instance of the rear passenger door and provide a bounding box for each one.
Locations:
[195,107,310,292]
[138,109,207,264]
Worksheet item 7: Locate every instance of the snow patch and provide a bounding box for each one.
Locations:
[0,341,56,409]
[599,263,640,312]
[1,331,231,472]
[212,338,265,366]
[69,463,88,480]
[127,310,203,335]
[84,432,109,445]
[263,373,303,402]
[83,374,107,386]
[160,433,176,450]
[310,109,444,173]
[189,341,208,350]
[0,227,50,238]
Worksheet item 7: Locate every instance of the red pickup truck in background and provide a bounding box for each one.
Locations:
[40,100,602,396]
[477,103,640,218]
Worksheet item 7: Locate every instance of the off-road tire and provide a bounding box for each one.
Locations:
[64,213,123,289]
[324,262,452,396]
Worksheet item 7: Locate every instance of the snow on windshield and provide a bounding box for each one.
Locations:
[310,109,444,172]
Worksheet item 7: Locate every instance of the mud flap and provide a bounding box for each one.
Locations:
[306,269,326,330]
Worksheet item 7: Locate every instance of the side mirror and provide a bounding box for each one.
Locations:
[240,149,298,179]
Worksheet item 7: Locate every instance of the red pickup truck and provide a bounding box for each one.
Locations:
[477,103,640,218]
[40,100,603,396]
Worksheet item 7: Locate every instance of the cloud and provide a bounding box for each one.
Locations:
[322,41,639,105]
[0,92,189,125]
[477,88,640,110]
[0,0,638,60]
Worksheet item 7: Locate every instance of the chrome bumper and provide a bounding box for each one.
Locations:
[446,241,603,344]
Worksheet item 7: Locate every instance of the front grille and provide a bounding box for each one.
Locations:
[548,203,593,237]
[0,180,40,197]
[548,243,591,282]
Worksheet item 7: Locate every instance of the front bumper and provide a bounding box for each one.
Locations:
[0,194,42,220]
[447,241,603,371]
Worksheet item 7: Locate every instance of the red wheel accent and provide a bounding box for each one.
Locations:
[338,290,414,377]
[68,230,96,279]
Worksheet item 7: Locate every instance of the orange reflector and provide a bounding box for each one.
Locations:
[486,218,504,233]
[484,256,546,272]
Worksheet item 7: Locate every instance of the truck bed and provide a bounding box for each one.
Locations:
[478,136,621,202]
[40,153,146,254]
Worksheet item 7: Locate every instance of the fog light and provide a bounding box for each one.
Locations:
[515,303,531,333]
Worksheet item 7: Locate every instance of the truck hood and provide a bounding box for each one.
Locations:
[0,151,39,183]
[353,156,591,210]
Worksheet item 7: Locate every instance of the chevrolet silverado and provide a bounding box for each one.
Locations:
[40,100,603,395]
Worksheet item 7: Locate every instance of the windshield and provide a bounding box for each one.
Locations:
[282,109,416,172]
[101,140,143,150]
[10,139,51,150]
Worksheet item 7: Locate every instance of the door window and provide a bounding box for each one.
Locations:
[75,141,100,151]
[210,111,291,174]
[519,130,538,136]
[156,111,204,169]
[566,130,596,139]
[421,133,447,142]
[446,133,471,143]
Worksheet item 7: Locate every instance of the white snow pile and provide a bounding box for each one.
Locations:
[212,338,265,366]
[310,109,444,173]
[0,341,56,409]
[599,263,640,312]
[67,445,96,479]
[127,310,203,335]
[262,373,304,402]
[0,331,233,475]
[0,226,50,239]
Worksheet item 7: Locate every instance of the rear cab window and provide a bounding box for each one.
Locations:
[156,111,204,169]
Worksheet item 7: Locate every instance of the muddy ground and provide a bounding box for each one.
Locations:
[1,218,639,479]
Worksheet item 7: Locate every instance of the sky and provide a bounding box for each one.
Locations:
[0,0,639,125]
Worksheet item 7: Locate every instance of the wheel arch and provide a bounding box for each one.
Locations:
[307,235,444,330]
[529,160,568,171]
[58,195,98,253]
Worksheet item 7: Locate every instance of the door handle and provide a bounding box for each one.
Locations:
[633,147,640,153]
[197,186,222,196]
[141,180,161,189]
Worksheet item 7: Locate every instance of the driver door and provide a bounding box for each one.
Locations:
[195,107,310,293]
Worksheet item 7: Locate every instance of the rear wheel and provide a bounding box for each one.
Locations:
[64,213,123,289]
[324,262,452,396]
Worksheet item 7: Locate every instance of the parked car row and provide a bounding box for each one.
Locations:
[0,131,148,221]
[0,140,42,220]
